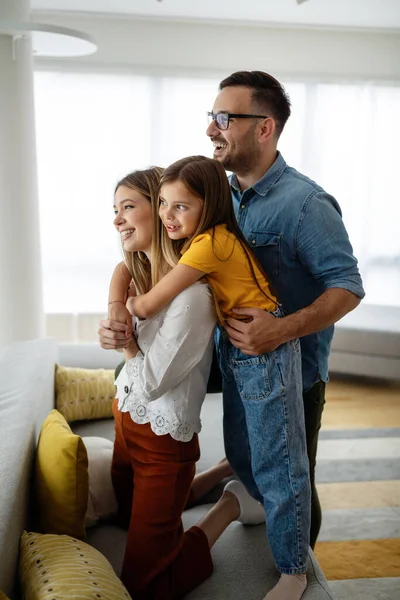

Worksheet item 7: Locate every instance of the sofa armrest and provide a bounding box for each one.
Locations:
[58,343,123,370]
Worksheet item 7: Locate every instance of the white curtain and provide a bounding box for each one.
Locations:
[34,71,400,333]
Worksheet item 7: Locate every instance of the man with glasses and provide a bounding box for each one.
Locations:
[206,71,365,600]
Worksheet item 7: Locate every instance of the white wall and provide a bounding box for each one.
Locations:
[32,11,400,82]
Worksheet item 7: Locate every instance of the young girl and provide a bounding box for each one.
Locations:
[110,156,311,600]
[107,166,266,600]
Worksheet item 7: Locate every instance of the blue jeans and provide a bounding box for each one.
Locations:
[216,323,311,574]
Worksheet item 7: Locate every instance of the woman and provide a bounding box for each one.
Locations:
[106,157,311,600]
[98,166,265,600]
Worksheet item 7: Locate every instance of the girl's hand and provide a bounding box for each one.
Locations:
[108,301,133,337]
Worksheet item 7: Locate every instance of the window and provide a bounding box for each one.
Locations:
[279,83,400,306]
[34,72,217,316]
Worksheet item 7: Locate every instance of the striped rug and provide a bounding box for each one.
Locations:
[314,378,400,600]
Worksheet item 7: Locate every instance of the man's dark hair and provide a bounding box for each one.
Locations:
[219,70,291,137]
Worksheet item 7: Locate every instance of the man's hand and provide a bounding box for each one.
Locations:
[225,289,361,356]
[98,319,132,350]
[225,307,288,355]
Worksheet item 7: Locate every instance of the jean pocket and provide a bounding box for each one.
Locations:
[232,355,271,400]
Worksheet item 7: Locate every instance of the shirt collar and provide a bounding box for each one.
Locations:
[230,152,287,196]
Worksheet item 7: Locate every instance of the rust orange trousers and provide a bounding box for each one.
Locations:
[111,400,213,600]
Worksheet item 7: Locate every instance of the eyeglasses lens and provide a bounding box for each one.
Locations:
[216,113,228,130]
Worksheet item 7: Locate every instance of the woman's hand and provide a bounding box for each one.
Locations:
[108,300,133,330]
[98,318,132,350]
[123,336,141,361]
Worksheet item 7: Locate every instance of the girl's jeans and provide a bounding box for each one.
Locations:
[216,316,311,574]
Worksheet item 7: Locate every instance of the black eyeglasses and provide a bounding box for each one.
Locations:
[207,111,268,131]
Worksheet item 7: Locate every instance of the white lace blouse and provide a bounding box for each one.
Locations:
[115,282,216,442]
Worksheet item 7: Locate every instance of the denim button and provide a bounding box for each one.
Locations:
[124,385,129,393]
[241,204,245,209]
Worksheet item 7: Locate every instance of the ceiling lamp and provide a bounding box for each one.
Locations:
[0,20,97,57]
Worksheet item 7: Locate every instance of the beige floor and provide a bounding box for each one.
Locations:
[323,377,400,429]
[317,480,400,510]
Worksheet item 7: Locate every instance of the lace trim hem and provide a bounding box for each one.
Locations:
[117,397,197,442]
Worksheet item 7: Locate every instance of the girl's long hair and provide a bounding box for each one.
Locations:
[159,156,275,307]
[115,167,175,294]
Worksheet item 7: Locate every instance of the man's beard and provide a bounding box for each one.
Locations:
[219,128,259,176]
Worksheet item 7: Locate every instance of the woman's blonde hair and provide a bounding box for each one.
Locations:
[115,167,178,294]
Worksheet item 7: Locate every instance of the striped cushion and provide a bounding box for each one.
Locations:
[19,531,131,599]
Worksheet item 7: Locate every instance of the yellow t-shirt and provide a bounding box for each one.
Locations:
[179,224,278,321]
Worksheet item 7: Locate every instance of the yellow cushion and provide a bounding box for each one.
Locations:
[34,410,88,539]
[55,364,116,422]
[0,590,11,600]
[19,531,131,600]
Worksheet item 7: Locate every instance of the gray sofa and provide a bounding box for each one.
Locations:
[0,338,334,600]
[329,303,400,380]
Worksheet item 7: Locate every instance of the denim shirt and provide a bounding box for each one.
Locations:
[230,152,365,391]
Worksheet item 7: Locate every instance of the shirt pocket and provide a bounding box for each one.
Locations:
[248,231,281,277]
